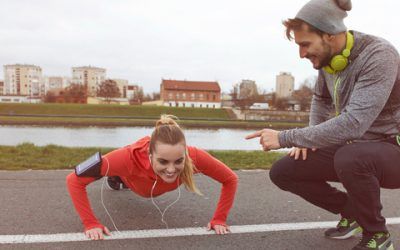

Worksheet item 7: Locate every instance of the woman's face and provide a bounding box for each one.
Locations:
[150,141,186,183]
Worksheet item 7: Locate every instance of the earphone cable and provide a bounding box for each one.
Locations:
[101,157,120,232]
[150,175,181,229]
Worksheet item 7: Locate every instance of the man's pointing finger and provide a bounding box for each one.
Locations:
[245,130,263,140]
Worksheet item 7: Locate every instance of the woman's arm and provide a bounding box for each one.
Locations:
[66,146,132,234]
[66,173,104,231]
[190,147,238,230]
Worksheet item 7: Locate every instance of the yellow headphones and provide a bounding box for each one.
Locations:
[323,31,354,74]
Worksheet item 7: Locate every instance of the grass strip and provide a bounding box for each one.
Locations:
[0,143,285,171]
[0,103,230,119]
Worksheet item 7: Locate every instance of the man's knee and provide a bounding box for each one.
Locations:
[269,156,296,191]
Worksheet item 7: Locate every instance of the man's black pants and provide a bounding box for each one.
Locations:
[269,141,400,235]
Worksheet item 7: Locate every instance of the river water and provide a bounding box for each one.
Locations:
[0,125,283,151]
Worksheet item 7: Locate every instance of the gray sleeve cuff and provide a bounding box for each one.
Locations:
[278,130,291,148]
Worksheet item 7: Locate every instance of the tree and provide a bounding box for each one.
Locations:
[97,79,120,104]
[129,87,144,104]
[229,84,239,101]
[64,83,87,103]
[152,92,160,100]
[292,82,314,111]
[230,83,267,109]
[143,92,160,102]
[274,97,290,110]
[43,91,57,103]
[302,75,318,89]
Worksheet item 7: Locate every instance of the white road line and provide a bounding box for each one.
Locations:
[2,217,400,244]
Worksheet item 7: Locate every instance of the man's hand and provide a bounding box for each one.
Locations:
[245,129,281,151]
[288,147,317,160]
[207,223,231,235]
[85,227,111,240]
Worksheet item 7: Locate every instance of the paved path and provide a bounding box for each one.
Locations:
[1,170,399,249]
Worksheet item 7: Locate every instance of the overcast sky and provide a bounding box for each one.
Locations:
[0,0,399,94]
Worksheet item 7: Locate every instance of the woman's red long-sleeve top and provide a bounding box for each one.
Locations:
[66,136,238,231]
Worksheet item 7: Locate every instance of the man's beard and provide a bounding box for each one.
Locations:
[310,40,332,69]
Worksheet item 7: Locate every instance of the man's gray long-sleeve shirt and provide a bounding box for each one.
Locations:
[279,31,400,148]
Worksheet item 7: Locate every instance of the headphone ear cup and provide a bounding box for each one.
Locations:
[323,65,336,74]
[330,55,348,72]
[324,32,354,74]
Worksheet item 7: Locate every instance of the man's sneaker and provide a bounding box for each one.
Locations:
[325,218,362,239]
[352,232,394,250]
[106,176,127,190]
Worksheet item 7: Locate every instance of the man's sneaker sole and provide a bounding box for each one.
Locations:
[379,237,394,250]
[385,242,394,250]
[327,226,362,240]
[352,235,394,250]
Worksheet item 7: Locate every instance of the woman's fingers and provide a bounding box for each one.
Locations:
[103,227,111,236]
[214,225,230,235]
[206,223,231,235]
[85,228,106,240]
[98,230,104,240]
[92,230,100,240]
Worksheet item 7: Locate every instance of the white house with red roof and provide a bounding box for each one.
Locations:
[160,79,221,108]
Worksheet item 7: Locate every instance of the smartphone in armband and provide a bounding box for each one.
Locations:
[75,152,102,177]
[397,135,400,146]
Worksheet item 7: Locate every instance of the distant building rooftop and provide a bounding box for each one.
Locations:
[4,64,41,68]
[72,66,106,71]
[162,79,220,92]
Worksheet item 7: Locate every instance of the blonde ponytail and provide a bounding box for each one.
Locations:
[155,114,179,128]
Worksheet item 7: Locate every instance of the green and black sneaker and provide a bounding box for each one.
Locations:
[325,218,362,239]
[352,232,394,250]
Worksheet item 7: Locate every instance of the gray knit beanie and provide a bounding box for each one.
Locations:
[295,0,352,34]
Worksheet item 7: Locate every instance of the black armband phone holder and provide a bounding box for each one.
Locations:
[75,152,102,177]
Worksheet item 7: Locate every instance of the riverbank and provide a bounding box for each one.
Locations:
[0,143,285,171]
[0,115,306,129]
[0,103,307,129]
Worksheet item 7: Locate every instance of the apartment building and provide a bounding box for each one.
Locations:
[43,76,71,93]
[112,79,129,98]
[237,79,258,99]
[72,66,106,96]
[3,64,43,96]
[276,72,295,98]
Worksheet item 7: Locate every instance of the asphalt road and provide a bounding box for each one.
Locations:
[1,170,399,250]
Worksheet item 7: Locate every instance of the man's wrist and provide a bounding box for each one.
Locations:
[278,130,289,148]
